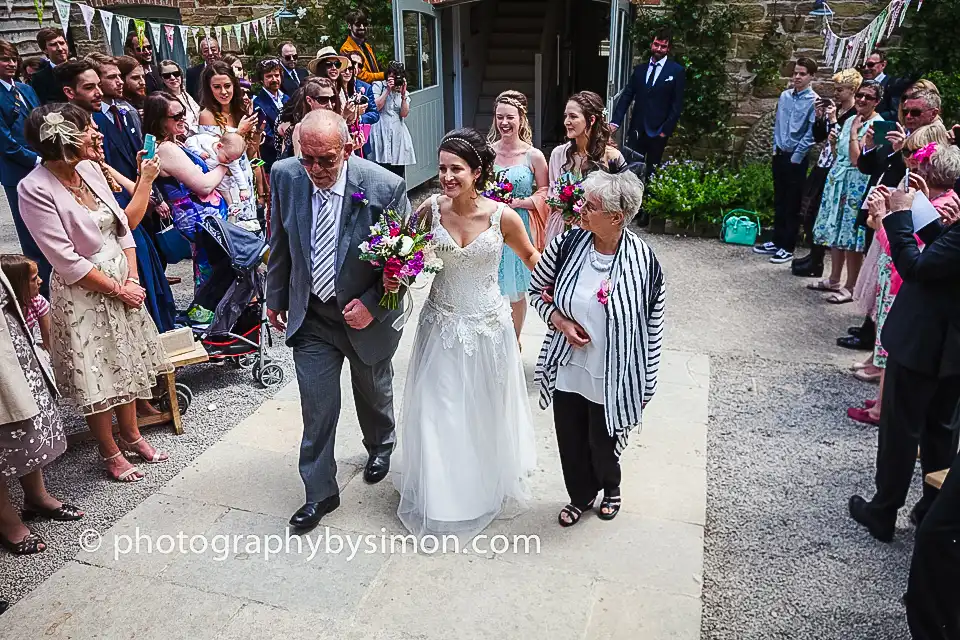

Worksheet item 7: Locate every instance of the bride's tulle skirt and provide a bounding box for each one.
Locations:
[393,302,537,541]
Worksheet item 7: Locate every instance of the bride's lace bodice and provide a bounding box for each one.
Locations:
[421,195,512,355]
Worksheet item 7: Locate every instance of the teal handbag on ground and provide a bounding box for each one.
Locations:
[721,210,760,246]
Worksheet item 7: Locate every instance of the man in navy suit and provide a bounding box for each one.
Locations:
[0,40,49,295]
[187,37,221,102]
[88,55,142,204]
[278,42,309,99]
[30,28,70,105]
[611,29,686,176]
[253,58,288,177]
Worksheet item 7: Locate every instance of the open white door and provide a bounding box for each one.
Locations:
[394,0,444,189]
[606,0,632,116]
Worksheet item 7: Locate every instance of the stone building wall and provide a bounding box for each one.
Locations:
[635,0,890,159]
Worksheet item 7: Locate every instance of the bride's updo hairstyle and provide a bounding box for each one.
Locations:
[438,127,496,192]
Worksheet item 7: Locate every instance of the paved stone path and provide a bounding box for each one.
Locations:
[0,294,708,639]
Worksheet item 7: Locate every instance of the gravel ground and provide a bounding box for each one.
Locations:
[701,358,919,640]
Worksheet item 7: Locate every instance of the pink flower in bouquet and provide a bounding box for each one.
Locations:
[384,257,403,279]
[562,185,575,199]
[389,227,401,238]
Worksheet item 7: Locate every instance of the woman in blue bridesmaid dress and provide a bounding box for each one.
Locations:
[488,91,550,341]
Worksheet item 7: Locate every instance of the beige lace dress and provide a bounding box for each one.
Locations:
[49,197,173,416]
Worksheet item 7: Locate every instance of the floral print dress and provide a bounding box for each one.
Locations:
[49,199,173,416]
[0,284,65,479]
[813,113,883,252]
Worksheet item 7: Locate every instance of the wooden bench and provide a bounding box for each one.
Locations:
[67,342,208,444]
[925,469,949,490]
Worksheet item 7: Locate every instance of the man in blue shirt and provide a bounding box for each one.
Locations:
[755,57,819,264]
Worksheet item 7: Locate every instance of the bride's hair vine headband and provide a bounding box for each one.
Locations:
[39,111,84,148]
[443,136,483,165]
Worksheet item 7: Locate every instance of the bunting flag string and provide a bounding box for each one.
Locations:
[47,0,277,56]
[821,0,928,69]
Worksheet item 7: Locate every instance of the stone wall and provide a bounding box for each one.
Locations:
[635,0,890,159]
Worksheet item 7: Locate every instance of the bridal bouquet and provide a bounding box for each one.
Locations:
[547,175,585,228]
[358,208,443,310]
[481,170,515,204]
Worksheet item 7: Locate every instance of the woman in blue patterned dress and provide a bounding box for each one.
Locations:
[488,91,549,340]
[810,80,884,304]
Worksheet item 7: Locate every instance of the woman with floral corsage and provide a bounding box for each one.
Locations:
[18,104,173,485]
[530,163,665,528]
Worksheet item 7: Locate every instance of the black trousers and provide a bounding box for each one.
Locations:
[553,390,621,506]
[870,360,960,521]
[799,166,829,262]
[771,153,809,252]
[630,132,669,179]
[379,163,405,179]
[907,445,960,639]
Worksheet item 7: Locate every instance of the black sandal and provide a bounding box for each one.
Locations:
[0,532,46,555]
[558,501,593,528]
[597,492,621,521]
[22,502,84,522]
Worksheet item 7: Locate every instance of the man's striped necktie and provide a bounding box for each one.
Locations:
[311,189,337,301]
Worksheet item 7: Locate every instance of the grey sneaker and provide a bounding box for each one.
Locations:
[769,248,794,264]
[753,242,777,255]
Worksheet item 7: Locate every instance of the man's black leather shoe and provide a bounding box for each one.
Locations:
[849,495,895,542]
[791,254,824,278]
[837,334,872,351]
[847,326,863,337]
[364,452,391,484]
[289,495,340,530]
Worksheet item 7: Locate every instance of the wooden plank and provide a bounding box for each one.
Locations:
[925,469,949,490]
[170,343,210,368]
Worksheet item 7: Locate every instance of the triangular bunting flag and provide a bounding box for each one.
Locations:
[233,24,242,48]
[214,25,223,45]
[149,21,161,50]
[177,24,189,51]
[133,18,145,44]
[260,16,268,36]
[251,19,260,40]
[116,14,131,39]
[33,0,42,25]
[241,20,250,44]
[7,0,14,18]
[78,3,96,38]
[192,26,201,53]
[54,0,71,36]
[164,24,175,49]
[99,9,114,40]
[899,0,912,26]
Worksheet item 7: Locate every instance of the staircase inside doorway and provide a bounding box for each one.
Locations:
[473,0,549,136]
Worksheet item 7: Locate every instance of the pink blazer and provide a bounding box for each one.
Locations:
[17,160,137,285]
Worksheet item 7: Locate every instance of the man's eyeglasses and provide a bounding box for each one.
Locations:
[864,61,878,69]
[137,44,152,52]
[283,54,298,61]
[855,92,878,101]
[161,70,182,79]
[298,154,339,169]
[167,111,186,122]
[904,108,929,118]
[352,21,367,27]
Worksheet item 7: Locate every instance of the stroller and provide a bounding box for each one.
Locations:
[185,216,285,389]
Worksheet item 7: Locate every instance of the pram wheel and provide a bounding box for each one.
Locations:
[237,353,257,369]
[161,383,194,415]
[257,362,284,389]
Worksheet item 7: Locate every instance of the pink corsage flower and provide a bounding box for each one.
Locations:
[912,142,938,164]
[597,279,612,305]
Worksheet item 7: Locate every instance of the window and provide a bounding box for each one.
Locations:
[401,10,438,92]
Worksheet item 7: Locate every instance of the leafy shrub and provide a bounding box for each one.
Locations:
[734,161,775,226]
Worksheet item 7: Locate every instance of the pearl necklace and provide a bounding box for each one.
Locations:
[588,246,614,273]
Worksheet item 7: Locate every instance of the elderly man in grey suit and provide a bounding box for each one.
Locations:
[267,110,410,530]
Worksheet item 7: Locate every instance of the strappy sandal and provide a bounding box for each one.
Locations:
[119,436,169,463]
[22,502,84,522]
[806,278,841,292]
[558,501,594,528]
[0,532,46,555]
[597,491,622,521]
[102,451,143,483]
[826,288,854,304]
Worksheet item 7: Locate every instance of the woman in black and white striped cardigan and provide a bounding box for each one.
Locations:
[528,167,665,527]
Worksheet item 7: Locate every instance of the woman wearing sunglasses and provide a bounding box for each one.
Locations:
[159,59,200,135]
[276,77,340,159]
[809,80,885,304]
[144,92,229,290]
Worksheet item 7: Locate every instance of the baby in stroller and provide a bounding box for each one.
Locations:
[185,131,259,233]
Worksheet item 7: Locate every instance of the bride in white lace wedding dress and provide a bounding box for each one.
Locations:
[394,130,540,541]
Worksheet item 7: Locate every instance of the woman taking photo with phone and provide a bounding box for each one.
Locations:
[369,61,416,177]
[18,104,173,484]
